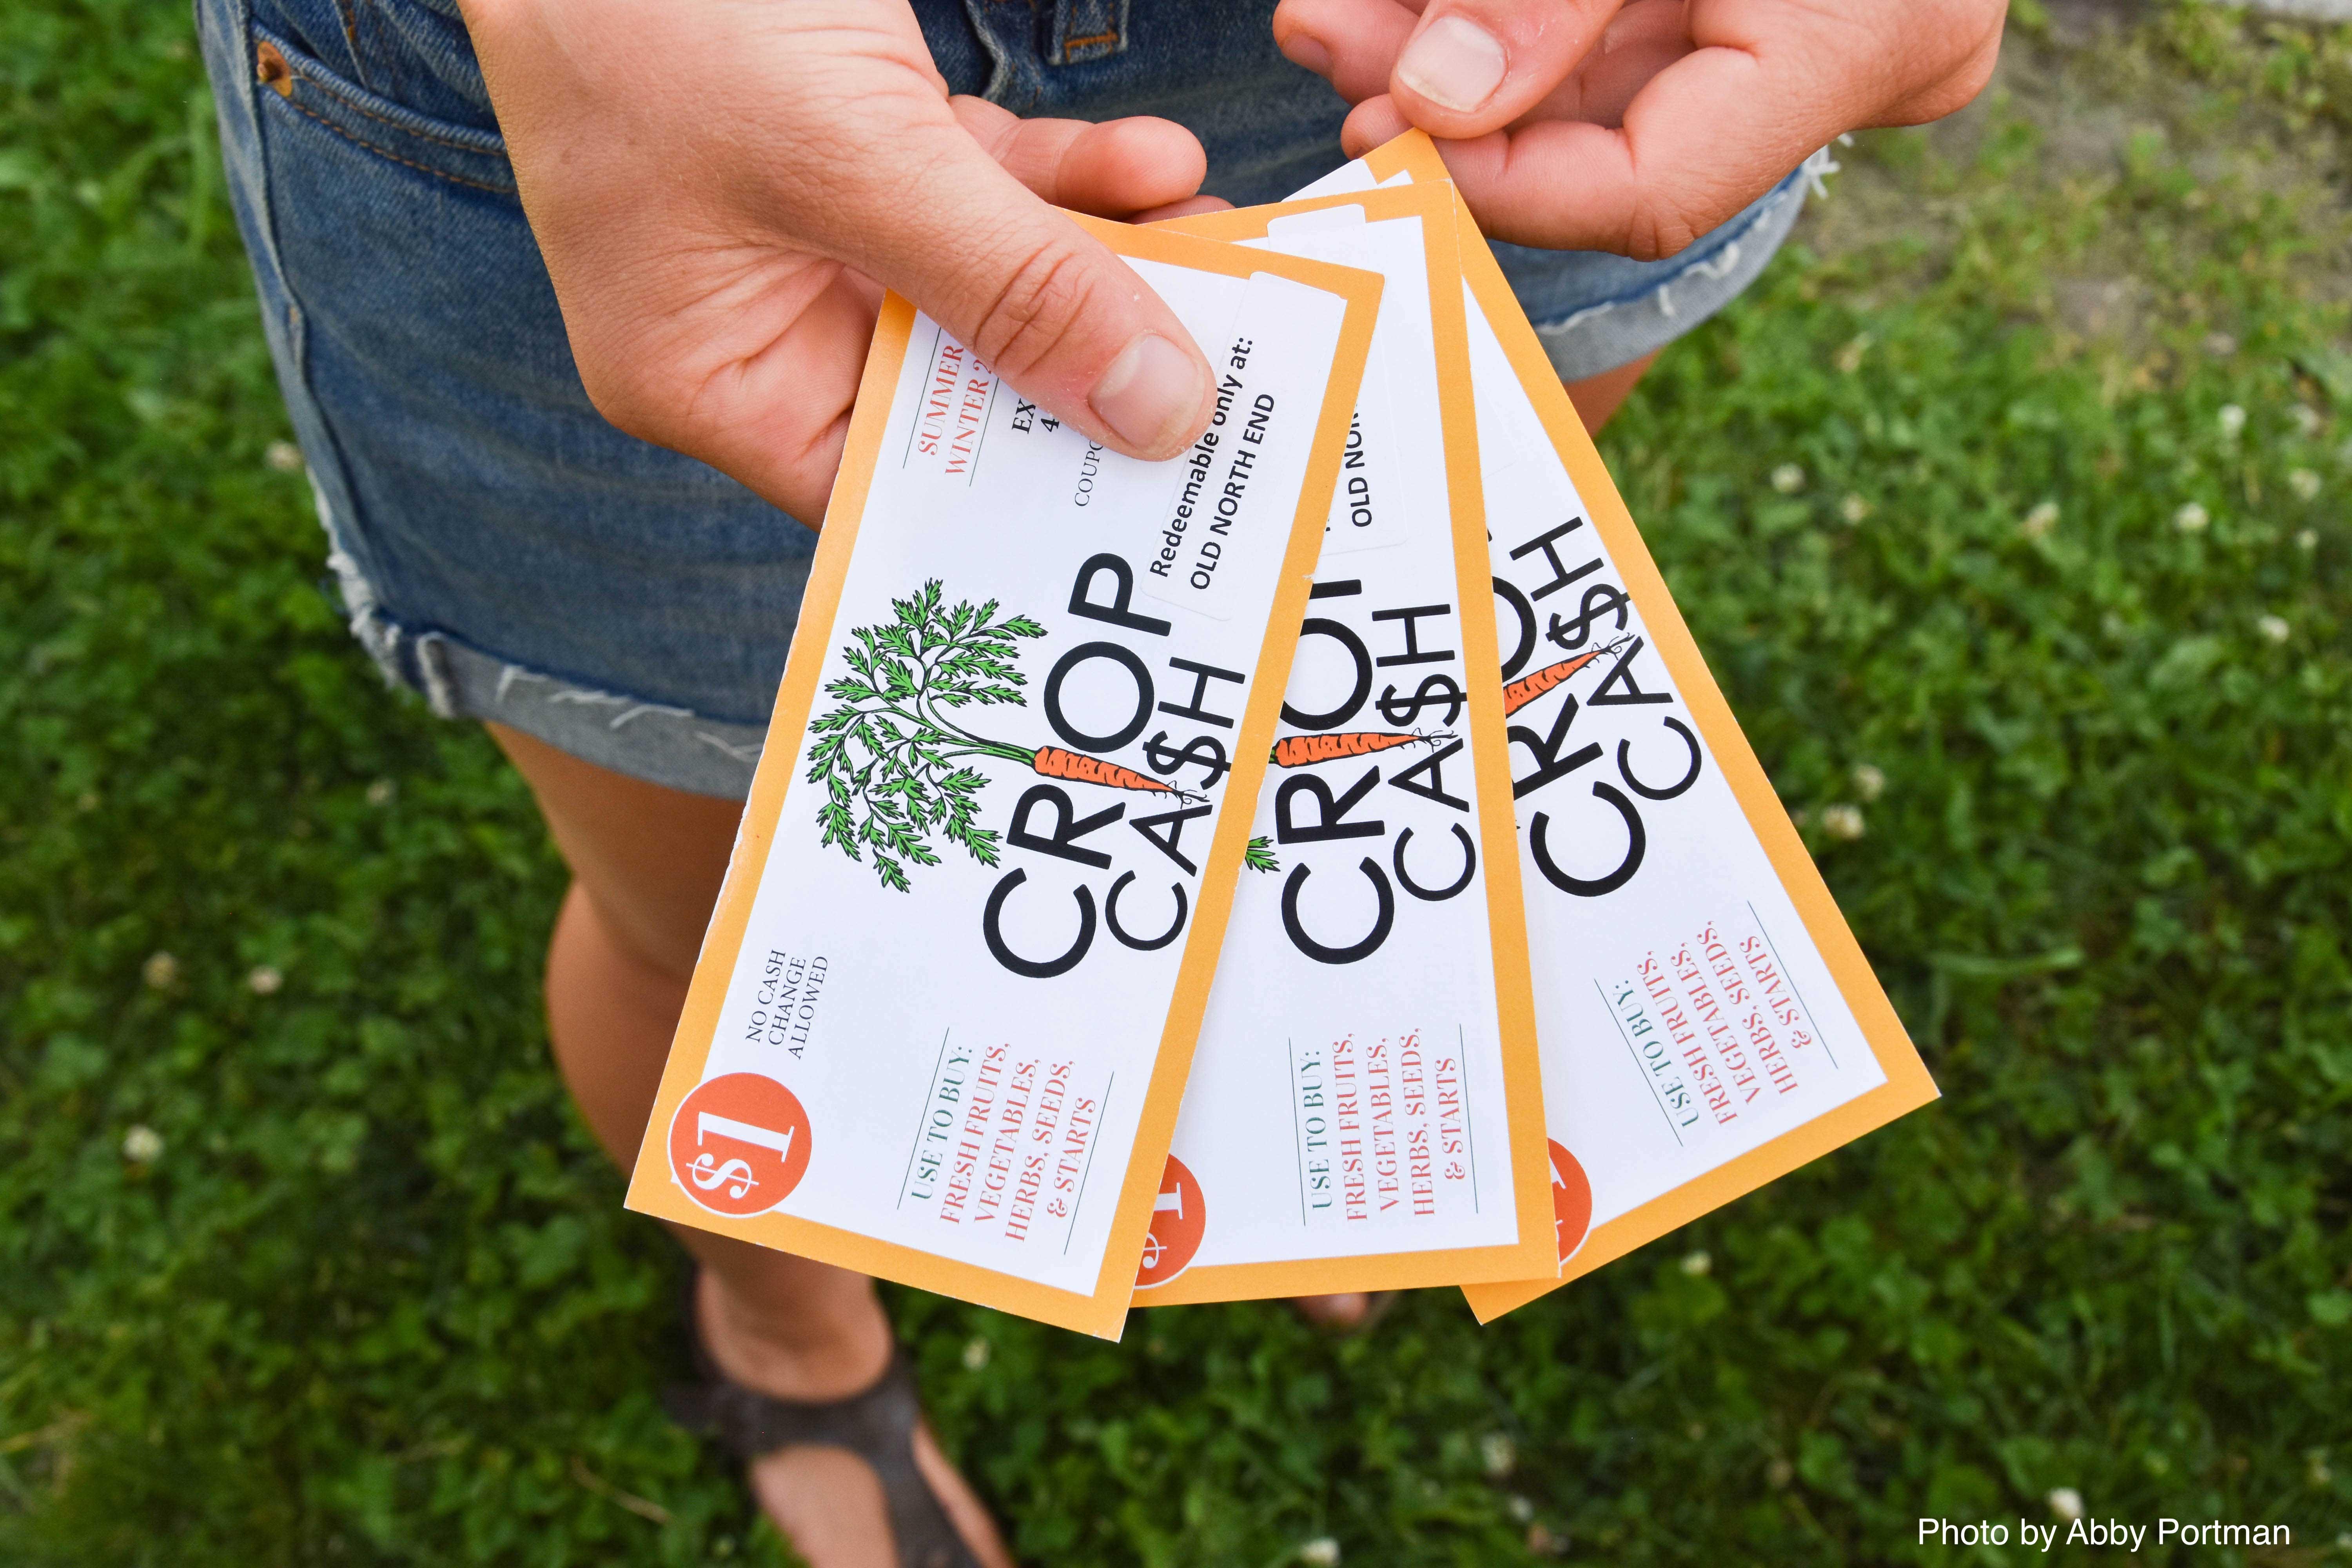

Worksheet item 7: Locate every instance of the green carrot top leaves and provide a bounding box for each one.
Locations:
[806,581,1048,892]
[806,580,1197,892]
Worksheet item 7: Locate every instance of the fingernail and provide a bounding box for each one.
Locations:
[1396,15,1508,113]
[1278,29,1334,76]
[1090,334,1207,456]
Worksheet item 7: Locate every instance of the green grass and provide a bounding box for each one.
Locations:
[5,2,2352,1563]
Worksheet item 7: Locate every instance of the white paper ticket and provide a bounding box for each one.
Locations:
[626,218,1381,1339]
[1132,183,1551,1303]
[1301,135,1938,1317]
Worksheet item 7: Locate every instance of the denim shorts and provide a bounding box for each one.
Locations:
[198,0,1818,799]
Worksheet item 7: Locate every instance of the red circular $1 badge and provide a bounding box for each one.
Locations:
[1134,1155,1205,1287]
[1548,1139,1593,1265]
[668,1073,813,1219]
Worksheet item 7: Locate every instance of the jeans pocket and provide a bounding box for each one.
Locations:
[250,22,513,195]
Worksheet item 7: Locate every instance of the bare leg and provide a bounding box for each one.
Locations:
[1290,348,1658,1334]
[1563,350,1659,435]
[488,723,1014,1568]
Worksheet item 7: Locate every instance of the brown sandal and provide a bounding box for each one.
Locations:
[664,1275,982,1568]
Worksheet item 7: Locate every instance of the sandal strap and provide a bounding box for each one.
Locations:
[665,1278,980,1568]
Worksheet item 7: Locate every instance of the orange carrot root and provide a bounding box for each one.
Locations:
[1270,730,1448,769]
[1030,745,1182,793]
[1500,641,1628,717]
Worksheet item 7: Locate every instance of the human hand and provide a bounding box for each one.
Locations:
[459,0,1226,524]
[1272,0,2005,258]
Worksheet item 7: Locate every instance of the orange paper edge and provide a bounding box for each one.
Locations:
[623,218,1384,1339]
[1135,183,1553,1304]
[1344,134,1939,1323]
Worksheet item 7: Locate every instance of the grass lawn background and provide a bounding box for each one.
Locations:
[5,2,2350,1563]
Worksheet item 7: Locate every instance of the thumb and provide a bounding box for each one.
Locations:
[1385,0,1623,136]
[830,125,1218,462]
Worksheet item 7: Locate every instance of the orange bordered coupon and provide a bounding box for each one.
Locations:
[1302,135,1938,1319]
[624,218,1381,1339]
[1132,181,1552,1304]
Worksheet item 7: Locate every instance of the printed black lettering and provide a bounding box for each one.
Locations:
[1141,732,1231,791]
[1392,823,1476,901]
[1280,617,1373,732]
[1588,636,1673,706]
[1043,641,1154,753]
[1129,801,1213,875]
[1493,576,1537,679]
[1387,737,1470,812]
[1507,517,1599,601]
[1376,673,1463,727]
[1619,716,1703,800]
[1528,784,1646,897]
[981,869,1096,978]
[1005,785,1125,869]
[1276,766,1385,844]
[1105,872,1187,950]
[1157,657,1245,730]
[1280,858,1395,964]
[1067,553,1173,637]
[1370,604,1454,668]
[1508,693,1603,800]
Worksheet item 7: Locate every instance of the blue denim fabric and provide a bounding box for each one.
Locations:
[198,0,1807,799]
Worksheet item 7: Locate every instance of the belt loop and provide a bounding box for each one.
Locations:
[1049,0,1129,66]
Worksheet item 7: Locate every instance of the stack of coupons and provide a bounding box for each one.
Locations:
[624,133,1939,1339]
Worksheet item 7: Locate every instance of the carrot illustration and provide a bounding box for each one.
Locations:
[1029,745,1186,795]
[1270,730,1454,769]
[1500,635,1634,717]
[807,582,1209,891]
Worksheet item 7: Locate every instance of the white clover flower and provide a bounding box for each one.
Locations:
[1680,1249,1713,1277]
[2174,502,2210,533]
[2292,404,2324,438]
[2022,500,2060,539]
[248,965,283,996]
[1770,463,1807,494]
[2202,332,2238,359]
[366,779,396,806]
[1507,1495,1535,1523]
[2290,468,2321,501]
[2049,1488,2085,1522]
[2298,528,2319,551]
[265,441,305,473]
[1821,804,1866,840]
[122,1125,164,1164]
[1840,494,1872,524]
[1852,763,1886,802]
[961,1337,991,1371]
[2219,404,2247,440]
[2259,615,2291,644]
[1482,1434,1517,1477]
[1299,1537,1341,1566]
[142,952,178,990]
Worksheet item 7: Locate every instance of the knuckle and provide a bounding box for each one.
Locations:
[967,235,1102,378]
[575,354,667,445]
[1623,200,1699,263]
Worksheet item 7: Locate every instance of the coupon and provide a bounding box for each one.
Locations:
[624,217,1381,1339]
[1301,135,1938,1317]
[1123,183,1550,1303]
